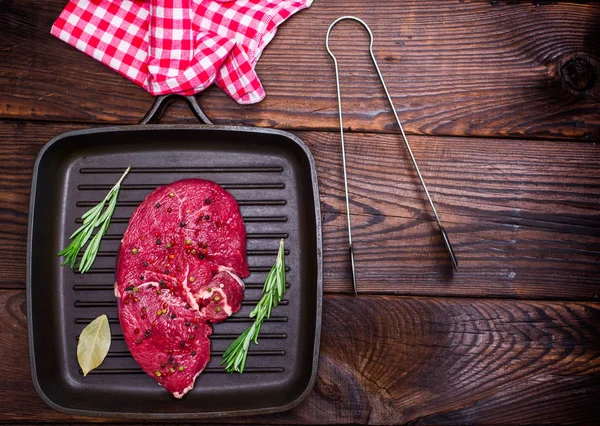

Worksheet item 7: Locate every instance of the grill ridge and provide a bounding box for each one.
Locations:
[74,300,289,308]
[79,166,284,174]
[79,183,286,191]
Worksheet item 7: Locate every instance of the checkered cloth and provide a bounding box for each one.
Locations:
[51,0,313,104]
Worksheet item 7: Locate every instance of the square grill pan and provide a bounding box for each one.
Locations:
[27,97,322,419]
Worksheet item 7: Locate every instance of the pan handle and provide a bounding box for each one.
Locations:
[140,95,213,125]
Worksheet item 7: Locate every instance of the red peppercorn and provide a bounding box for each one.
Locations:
[134,328,140,334]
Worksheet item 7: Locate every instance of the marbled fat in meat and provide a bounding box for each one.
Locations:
[115,179,248,398]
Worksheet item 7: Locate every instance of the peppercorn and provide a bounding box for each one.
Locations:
[164,270,170,275]
[191,350,197,356]
[170,367,175,374]
[215,306,221,313]
[211,270,217,276]
[161,363,166,368]
[167,207,172,213]
[134,328,140,335]
[126,285,134,291]
[180,222,186,227]
[159,281,167,288]
[189,334,194,340]
[166,243,172,248]
[189,276,195,282]
[156,239,161,245]
[155,371,161,377]
[168,356,173,364]
[173,362,178,367]
[169,192,175,198]
[170,313,176,319]
[143,261,149,267]
[180,341,185,347]
[185,239,191,245]
[185,321,191,327]
[155,202,161,208]
[214,295,220,302]
[138,276,144,282]
[136,338,142,344]
[205,198,211,204]
[198,253,204,259]
[207,287,212,292]
[179,366,184,372]
[205,215,210,220]
[131,248,139,255]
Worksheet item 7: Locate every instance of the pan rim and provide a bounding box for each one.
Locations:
[26,123,323,419]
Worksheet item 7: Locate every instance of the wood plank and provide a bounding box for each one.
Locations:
[1,122,599,298]
[2,290,598,423]
[0,1,598,139]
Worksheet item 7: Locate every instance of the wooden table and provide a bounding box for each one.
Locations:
[1,1,599,423]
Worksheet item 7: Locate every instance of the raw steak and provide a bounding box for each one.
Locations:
[115,179,248,398]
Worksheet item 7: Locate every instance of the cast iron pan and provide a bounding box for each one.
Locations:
[27,95,322,419]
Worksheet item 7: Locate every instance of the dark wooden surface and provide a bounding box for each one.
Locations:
[1,0,599,424]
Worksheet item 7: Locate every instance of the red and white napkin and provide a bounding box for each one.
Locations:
[51,0,313,104]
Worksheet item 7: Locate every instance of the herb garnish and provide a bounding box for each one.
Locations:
[58,166,130,273]
[77,314,111,376]
[222,239,286,373]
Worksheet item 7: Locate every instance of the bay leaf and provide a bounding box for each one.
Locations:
[77,314,111,376]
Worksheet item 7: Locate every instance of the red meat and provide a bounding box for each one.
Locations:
[115,179,248,398]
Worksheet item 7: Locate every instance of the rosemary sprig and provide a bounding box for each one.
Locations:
[58,166,130,273]
[222,238,286,373]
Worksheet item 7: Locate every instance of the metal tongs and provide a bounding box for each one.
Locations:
[326,16,458,294]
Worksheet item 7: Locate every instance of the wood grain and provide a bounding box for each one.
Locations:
[1,121,599,299]
[2,290,598,423]
[0,1,598,140]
